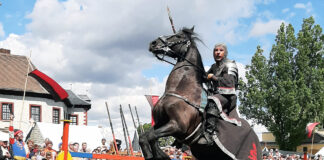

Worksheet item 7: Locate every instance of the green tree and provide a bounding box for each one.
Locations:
[239,17,324,150]
[137,123,175,147]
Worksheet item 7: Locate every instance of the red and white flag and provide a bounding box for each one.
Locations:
[29,69,68,101]
[306,122,320,138]
[145,95,159,126]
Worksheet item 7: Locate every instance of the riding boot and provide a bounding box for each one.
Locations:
[198,102,220,145]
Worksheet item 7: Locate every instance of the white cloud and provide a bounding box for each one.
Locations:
[282,8,289,13]
[249,19,285,37]
[255,0,275,5]
[294,2,313,13]
[0,23,5,37]
[0,0,261,137]
[294,3,306,9]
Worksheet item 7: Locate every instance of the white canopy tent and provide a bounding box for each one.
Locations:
[315,147,324,156]
[0,131,9,141]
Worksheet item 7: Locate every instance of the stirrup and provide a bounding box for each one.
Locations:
[198,132,214,145]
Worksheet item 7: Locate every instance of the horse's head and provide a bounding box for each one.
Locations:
[149,27,195,60]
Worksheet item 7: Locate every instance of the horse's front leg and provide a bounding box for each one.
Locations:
[147,120,181,160]
[139,131,153,159]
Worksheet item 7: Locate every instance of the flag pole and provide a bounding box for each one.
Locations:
[120,105,134,156]
[19,50,32,129]
[120,105,130,155]
[105,102,119,155]
[311,130,315,156]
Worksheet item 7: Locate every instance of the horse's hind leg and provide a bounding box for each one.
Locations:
[139,131,153,160]
[147,120,181,160]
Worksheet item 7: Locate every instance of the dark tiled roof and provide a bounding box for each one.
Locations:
[65,90,91,109]
[77,94,91,102]
[0,53,48,94]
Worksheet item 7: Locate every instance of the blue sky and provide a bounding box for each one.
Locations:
[0,0,323,139]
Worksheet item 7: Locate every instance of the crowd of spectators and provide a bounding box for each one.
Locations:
[262,149,323,160]
[162,146,193,160]
[0,136,139,160]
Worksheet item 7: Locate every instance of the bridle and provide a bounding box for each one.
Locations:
[154,35,191,65]
[154,34,206,74]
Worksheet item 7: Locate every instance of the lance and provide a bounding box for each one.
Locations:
[120,105,134,156]
[128,104,138,133]
[129,104,143,155]
[135,106,144,134]
[120,105,130,155]
[105,102,119,155]
[167,6,176,34]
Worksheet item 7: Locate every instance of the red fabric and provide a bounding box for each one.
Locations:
[9,126,14,144]
[306,122,320,138]
[145,95,159,126]
[14,130,22,136]
[29,69,68,100]
[248,143,257,160]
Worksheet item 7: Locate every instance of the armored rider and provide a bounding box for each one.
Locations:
[199,43,239,145]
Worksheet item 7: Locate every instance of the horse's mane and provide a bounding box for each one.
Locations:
[180,27,206,81]
[180,27,204,47]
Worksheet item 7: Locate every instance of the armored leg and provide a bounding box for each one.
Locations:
[198,101,220,145]
[205,101,220,133]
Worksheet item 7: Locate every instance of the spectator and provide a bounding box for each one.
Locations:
[36,149,45,160]
[69,142,74,151]
[44,141,56,160]
[73,142,80,152]
[80,142,90,153]
[43,138,50,148]
[96,147,101,154]
[176,149,182,159]
[57,136,63,151]
[164,148,169,156]
[101,138,107,149]
[26,140,36,158]
[170,155,176,160]
[275,148,281,158]
[45,152,52,160]
[169,147,176,158]
[9,114,27,159]
[0,138,11,160]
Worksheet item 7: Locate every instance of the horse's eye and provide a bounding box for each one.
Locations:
[176,35,181,38]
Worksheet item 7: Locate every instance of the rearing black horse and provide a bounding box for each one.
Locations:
[139,27,262,160]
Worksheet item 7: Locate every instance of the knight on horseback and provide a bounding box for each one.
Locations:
[199,43,239,145]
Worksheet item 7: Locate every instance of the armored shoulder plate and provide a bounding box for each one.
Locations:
[225,59,238,78]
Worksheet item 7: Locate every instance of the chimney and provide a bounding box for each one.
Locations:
[0,48,11,54]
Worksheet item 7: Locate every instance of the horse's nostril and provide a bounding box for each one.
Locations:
[151,41,157,46]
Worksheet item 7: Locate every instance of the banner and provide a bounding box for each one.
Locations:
[145,95,159,126]
[306,122,320,138]
[29,69,68,101]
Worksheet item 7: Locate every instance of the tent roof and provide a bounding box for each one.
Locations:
[316,147,324,156]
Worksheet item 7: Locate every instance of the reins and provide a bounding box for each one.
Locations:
[155,36,207,77]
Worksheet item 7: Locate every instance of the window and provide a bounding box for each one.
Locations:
[30,105,41,122]
[1,103,13,120]
[53,108,60,124]
[69,114,78,125]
